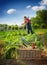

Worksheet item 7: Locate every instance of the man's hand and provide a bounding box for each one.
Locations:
[22,23,24,25]
[22,23,26,26]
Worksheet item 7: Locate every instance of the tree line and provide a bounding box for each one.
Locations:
[31,10,47,29]
[0,24,26,31]
[0,24,18,31]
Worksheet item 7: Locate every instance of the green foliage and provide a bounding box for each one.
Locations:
[31,17,40,29]
[44,32,47,42]
[31,10,47,28]
[25,34,44,50]
[15,25,18,30]
[0,24,19,31]
[0,29,47,59]
[3,40,22,59]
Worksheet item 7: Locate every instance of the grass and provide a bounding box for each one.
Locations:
[34,29,47,34]
[0,28,47,42]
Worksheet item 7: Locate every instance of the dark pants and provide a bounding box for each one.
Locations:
[27,23,33,34]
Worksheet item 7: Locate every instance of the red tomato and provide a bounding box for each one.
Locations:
[32,43,35,49]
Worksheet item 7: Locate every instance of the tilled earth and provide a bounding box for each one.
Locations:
[0,58,47,65]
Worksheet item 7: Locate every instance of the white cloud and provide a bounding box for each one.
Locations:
[26,5,31,9]
[32,6,46,11]
[26,0,47,11]
[7,9,16,14]
[39,0,47,5]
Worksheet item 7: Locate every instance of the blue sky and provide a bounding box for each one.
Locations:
[0,0,47,26]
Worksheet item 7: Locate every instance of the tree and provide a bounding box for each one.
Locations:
[0,24,4,31]
[8,26,11,30]
[15,25,18,30]
[31,17,40,29]
[4,24,8,31]
[31,10,47,28]
[36,10,47,28]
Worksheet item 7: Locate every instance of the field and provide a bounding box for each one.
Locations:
[35,29,47,34]
[0,29,47,46]
[0,29,47,59]
[0,29,47,65]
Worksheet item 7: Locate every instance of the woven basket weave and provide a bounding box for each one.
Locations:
[18,48,41,60]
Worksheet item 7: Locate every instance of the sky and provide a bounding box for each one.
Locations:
[0,0,47,26]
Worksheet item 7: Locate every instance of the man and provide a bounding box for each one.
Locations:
[24,16,33,34]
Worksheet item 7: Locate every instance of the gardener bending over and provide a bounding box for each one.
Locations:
[24,16,33,34]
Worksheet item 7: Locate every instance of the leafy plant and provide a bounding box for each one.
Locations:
[44,32,47,42]
[3,41,22,59]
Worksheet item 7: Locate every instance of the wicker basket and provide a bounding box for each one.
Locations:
[18,48,41,60]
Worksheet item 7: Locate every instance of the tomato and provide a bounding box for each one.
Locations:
[32,43,35,49]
